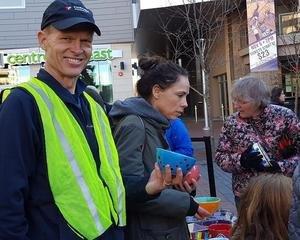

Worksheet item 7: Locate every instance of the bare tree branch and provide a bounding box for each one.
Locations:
[150,0,243,127]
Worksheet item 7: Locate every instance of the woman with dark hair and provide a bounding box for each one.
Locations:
[271,86,285,106]
[109,56,209,240]
[215,76,300,208]
[231,173,292,240]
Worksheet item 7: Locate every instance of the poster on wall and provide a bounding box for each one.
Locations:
[246,0,278,72]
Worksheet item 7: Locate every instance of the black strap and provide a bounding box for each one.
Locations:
[136,115,146,152]
[249,122,269,150]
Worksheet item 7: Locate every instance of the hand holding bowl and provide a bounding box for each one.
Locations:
[183,165,200,185]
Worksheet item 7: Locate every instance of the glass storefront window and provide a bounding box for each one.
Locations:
[279,12,300,35]
[0,69,9,85]
[81,61,113,103]
[239,24,248,49]
[284,73,298,97]
[15,65,30,84]
[216,74,229,119]
[0,65,30,86]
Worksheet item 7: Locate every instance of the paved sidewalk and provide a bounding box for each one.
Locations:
[182,117,237,216]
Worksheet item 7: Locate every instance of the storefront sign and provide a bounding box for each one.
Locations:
[91,49,113,61]
[1,47,122,66]
[6,52,45,65]
[246,0,278,72]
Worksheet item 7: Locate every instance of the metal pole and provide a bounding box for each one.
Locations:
[194,105,198,122]
[221,104,225,122]
[200,39,210,132]
[178,58,182,67]
[202,69,209,131]
[191,136,216,197]
[203,136,216,197]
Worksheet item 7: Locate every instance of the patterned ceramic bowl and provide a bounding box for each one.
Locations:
[194,196,221,214]
[156,148,196,175]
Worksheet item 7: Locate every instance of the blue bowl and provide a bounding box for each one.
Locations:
[156,148,196,175]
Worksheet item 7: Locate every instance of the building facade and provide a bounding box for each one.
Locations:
[136,0,300,119]
[0,0,139,102]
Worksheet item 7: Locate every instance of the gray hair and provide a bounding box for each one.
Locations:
[231,76,270,107]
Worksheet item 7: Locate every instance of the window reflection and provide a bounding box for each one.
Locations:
[279,12,300,35]
[0,65,30,85]
[80,61,113,103]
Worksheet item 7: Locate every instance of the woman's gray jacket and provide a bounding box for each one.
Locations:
[289,164,300,240]
[109,97,192,240]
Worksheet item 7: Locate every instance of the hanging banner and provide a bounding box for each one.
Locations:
[246,0,278,72]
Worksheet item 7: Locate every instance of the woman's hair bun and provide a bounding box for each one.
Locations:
[138,56,166,72]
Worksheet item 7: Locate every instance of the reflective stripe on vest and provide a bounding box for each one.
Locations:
[20,78,126,240]
[84,93,126,226]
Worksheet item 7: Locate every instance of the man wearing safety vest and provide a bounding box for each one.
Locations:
[0,0,174,239]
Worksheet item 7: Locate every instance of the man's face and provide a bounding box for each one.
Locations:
[38,26,93,82]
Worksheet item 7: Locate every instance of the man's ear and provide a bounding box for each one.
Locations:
[37,30,47,50]
[152,84,161,99]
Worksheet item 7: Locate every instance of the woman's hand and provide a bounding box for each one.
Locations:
[173,171,198,193]
[171,167,184,188]
[145,165,199,195]
[194,206,210,219]
[182,178,197,193]
[173,178,197,193]
[145,163,173,195]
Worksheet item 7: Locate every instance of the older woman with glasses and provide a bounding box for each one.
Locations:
[215,76,300,208]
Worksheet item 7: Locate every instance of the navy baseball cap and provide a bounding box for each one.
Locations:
[41,0,101,36]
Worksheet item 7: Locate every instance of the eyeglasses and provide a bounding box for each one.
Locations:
[232,99,252,105]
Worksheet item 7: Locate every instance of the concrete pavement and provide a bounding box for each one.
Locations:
[182,117,237,216]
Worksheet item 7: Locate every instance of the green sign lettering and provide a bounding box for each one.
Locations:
[16,55,24,64]
[5,48,114,66]
[91,49,113,61]
[7,52,46,65]
[7,55,16,65]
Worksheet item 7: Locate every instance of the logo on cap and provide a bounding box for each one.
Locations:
[73,6,90,14]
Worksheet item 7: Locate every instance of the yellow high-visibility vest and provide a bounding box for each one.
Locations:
[0,88,11,103]
[20,78,126,240]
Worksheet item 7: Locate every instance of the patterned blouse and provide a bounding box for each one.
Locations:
[215,104,300,196]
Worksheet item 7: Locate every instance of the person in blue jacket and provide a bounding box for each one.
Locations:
[165,118,194,157]
[0,1,172,239]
